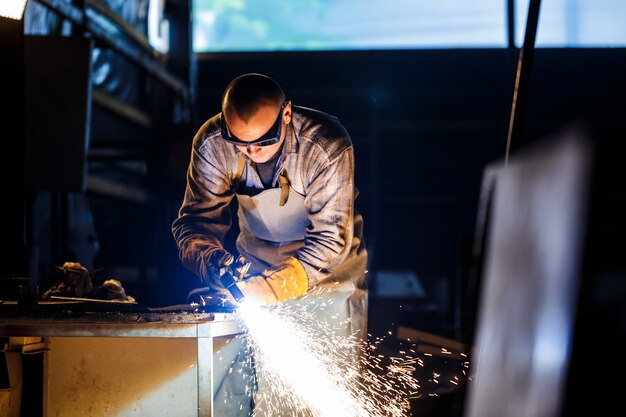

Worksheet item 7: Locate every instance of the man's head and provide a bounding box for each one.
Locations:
[221,73,292,163]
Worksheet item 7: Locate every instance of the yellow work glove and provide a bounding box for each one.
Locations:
[262,257,309,303]
[236,276,279,306]
[234,257,309,306]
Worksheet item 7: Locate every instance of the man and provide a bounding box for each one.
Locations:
[172,73,367,415]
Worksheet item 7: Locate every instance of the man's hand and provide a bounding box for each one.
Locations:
[201,248,234,289]
[262,257,309,302]
[234,257,309,306]
[236,276,279,305]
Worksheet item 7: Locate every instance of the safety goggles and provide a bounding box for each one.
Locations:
[221,100,287,147]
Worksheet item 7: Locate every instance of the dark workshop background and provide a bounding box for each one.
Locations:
[2,1,626,415]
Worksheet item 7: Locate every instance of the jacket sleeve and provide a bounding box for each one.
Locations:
[297,145,357,286]
[171,130,235,284]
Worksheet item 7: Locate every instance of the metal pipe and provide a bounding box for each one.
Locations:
[504,0,542,165]
[507,0,515,50]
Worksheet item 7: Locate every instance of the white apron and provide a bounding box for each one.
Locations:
[214,155,368,416]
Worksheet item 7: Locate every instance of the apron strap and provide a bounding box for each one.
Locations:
[279,169,290,206]
[233,154,246,190]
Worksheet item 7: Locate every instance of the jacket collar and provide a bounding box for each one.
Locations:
[284,120,298,154]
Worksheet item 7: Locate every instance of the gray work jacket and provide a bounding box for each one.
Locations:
[172,105,367,290]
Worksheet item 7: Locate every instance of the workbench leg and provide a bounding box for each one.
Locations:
[197,337,213,417]
[1,352,23,417]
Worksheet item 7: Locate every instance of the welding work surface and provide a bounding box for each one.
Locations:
[0,303,244,338]
[0,303,247,417]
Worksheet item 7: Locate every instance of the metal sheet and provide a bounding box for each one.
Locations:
[465,134,590,417]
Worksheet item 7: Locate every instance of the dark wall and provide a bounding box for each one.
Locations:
[192,49,516,284]
[1,16,27,278]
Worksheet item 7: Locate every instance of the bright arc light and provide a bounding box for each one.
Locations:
[0,0,28,20]
[238,299,417,417]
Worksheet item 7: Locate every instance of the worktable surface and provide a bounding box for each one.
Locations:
[0,301,245,338]
[0,301,246,417]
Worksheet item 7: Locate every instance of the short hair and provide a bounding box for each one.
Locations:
[222,73,285,122]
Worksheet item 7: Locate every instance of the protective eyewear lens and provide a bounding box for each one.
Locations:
[221,101,287,147]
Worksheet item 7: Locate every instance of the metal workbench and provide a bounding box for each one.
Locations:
[0,302,246,417]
